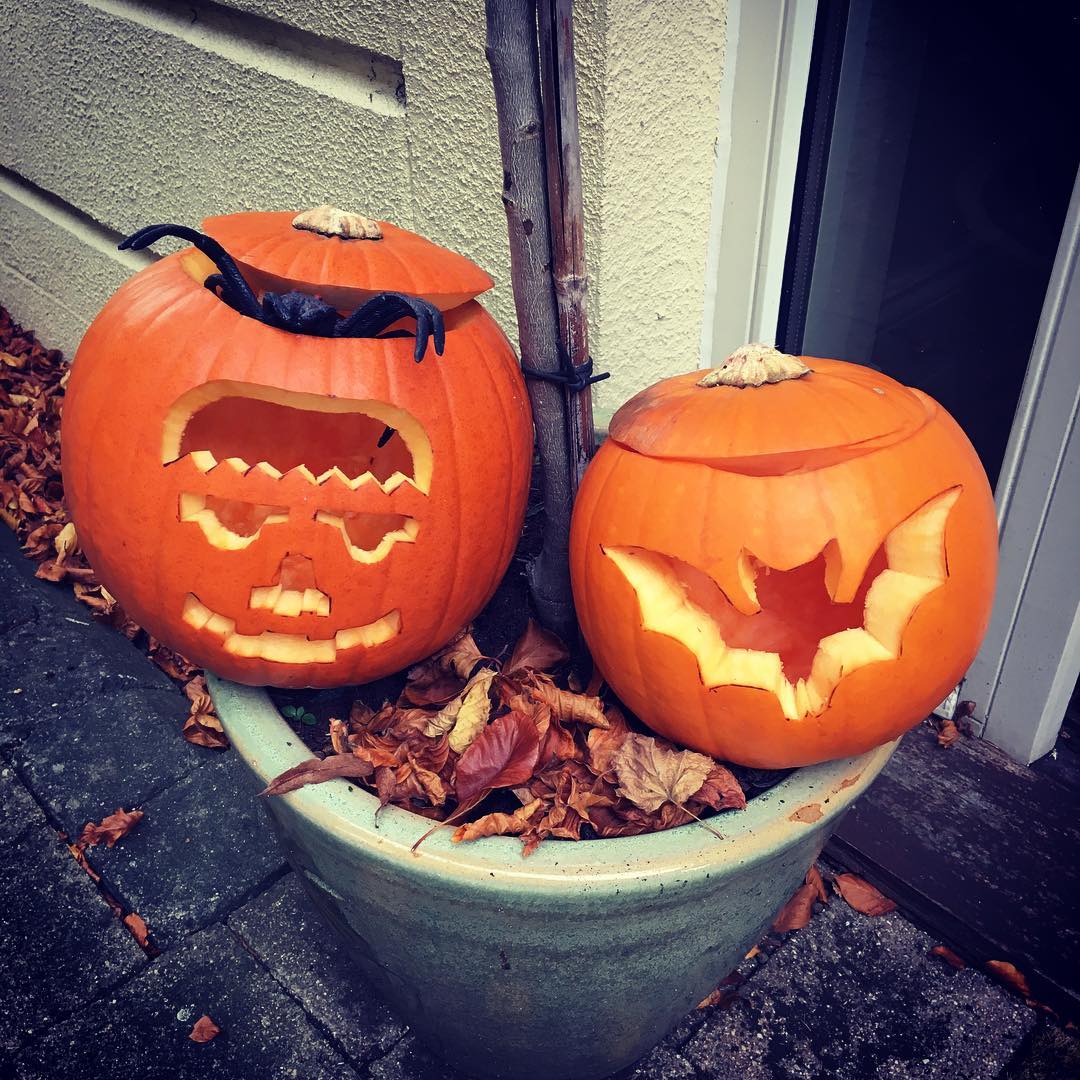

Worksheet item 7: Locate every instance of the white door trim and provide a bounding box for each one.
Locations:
[700,0,818,365]
[964,167,1080,763]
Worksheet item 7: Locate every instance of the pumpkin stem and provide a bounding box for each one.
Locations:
[119,223,262,320]
[292,205,383,240]
[698,343,811,388]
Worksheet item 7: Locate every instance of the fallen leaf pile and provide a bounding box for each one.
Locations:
[265,621,747,855]
[0,307,221,746]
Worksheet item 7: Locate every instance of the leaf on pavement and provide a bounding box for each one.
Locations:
[76,807,144,851]
[937,718,961,748]
[772,882,817,933]
[806,865,829,904]
[929,945,965,970]
[189,1015,221,1043]
[612,733,712,813]
[985,960,1030,996]
[123,912,151,948]
[834,873,897,916]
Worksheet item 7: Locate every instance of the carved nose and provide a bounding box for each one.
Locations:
[249,553,331,617]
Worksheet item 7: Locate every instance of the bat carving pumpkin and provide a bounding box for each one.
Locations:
[570,344,997,769]
[62,207,532,688]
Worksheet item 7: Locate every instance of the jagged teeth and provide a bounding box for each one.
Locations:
[175,453,418,494]
[249,584,331,616]
[183,595,400,663]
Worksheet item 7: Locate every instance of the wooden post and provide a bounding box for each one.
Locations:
[537,0,596,484]
[485,0,584,642]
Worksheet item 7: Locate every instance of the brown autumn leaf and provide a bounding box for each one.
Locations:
[182,711,228,749]
[401,659,465,706]
[929,945,966,970]
[503,619,570,676]
[696,987,739,1010]
[423,667,496,750]
[76,807,144,851]
[806,865,829,904]
[123,912,151,947]
[772,882,818,933]
[834,873,897,916]
[612,733,713,813]
[261,754,374,797]
[52,520,77,564]
[693,763,747,811]
[985,960,1031,997]
[454,711,541,806]
[189,1015,221,1043]
[452,799,544,844]
[435,628,486,680]
[937,718,961,748]
[525,673,607,728]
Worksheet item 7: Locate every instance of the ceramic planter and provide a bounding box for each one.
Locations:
[210,675,896,1080]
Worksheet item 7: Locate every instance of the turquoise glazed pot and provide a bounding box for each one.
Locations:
[210,676,896,1080]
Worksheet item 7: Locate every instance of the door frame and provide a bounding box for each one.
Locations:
[703,0,1080,764]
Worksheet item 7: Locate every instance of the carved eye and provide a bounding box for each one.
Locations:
[314,510,419,563]
[179,493,289,549]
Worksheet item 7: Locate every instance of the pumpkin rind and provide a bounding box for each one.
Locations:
[63,252,532,688]
[571,360,997,769]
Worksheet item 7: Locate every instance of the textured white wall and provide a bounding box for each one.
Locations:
[0,0,727,420]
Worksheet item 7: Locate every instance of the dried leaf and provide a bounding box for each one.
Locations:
[504,619,569,675]
[985,960,1030,996]
[189,1015,221,1043]
[76,807,144,851]
[937,718,960,748]
[123,912,151,947]
[772,882,817,933]
[834,873,897,916]
[261,754,373,797]
[454,711,541,806]
[435,628,486,680]
[696,987,739,1010]
[526,674,607,728]
[694,763,747,811]
[612,733,712,813]
[929,945,965,970]
[448,668,497,752]
[182,713,229,749]
[452,799,544,843]
[329,718,349,755]
[52,520,77,564]
[806,865,829,904]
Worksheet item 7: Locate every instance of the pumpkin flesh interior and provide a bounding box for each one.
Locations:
[606,488,959,719]
[162,381,433,494]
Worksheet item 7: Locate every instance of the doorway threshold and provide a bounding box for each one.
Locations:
[826,722,1080,1020]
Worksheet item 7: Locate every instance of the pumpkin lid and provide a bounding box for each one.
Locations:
[201,207,494,312]
[608,346,934,475]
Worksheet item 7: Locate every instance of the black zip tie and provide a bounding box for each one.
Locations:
[521,349,609,393]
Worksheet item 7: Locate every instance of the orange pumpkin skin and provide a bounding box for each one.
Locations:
[62,251,532,688]
[570,358,997,769]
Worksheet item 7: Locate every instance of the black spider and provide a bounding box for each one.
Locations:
[118,223,445,363]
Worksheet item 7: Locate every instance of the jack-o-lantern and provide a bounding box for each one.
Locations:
[62,206,533,688]
[570,344,997,769]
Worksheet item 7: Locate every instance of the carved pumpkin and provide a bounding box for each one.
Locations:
[570,345,997,769]
[62,207,532,688]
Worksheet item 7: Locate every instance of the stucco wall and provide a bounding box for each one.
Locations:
[0,0,727,421]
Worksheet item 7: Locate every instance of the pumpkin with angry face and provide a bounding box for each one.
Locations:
[570,344,998,769]
[62,207,533,688]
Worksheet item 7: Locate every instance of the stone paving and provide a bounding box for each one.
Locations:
[1,528,1077,1080]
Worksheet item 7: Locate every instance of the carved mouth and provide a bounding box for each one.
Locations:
[605,488,960,719]
[162,381,433,495]
[182,594,400,664]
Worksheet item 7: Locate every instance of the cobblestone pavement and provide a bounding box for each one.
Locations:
[1,530,1076,1080]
